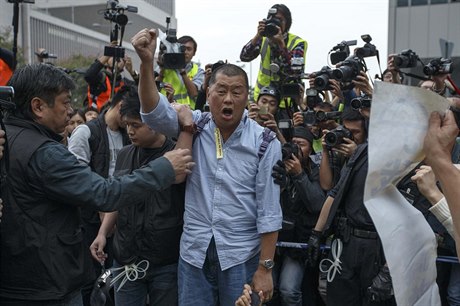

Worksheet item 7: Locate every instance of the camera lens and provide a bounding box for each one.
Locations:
[350,98,361,110]
[325,132,339,147]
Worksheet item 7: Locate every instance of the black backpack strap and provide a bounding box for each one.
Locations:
[258,127,277,160]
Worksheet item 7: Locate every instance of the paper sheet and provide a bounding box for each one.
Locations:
[364,81,449,306]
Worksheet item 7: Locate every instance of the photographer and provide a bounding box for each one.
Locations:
[248,85,286,143]
[319,108,366,191]
[85,51,138,111]
[195,61,224,111]
[157,35,204,109]
[272,126,326,306]
[240,4,307,109]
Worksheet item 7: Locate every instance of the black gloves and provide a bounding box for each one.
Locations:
[366,265,394,302]
[306,229,322,267]
[272,160,289,188]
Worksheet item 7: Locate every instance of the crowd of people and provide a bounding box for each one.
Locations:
[0,3,460,306]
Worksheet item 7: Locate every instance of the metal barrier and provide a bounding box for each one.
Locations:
[276,241,459,264]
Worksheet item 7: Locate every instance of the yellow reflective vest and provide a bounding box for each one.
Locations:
[161,63,199,109]
[255,33,307,108]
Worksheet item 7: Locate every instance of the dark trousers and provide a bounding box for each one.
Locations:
[326,235,396,306]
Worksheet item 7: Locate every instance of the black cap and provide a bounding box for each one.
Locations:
[292,126,314,144]
[258,86,280,102]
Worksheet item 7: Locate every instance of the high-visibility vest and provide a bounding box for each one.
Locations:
[87,75,123,112]
[161,63,199,109]
[0,59,13,86]
[255,33,307,108]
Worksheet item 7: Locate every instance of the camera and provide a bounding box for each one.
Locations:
[355,34,377,59]
[34,50,57,59]
[351,96,372,110]
[423,58,453,76]
[282,142,300,161]
[0,86,17,111]
[313,66,335,91]
[332,56,364,83]
[329,40,357,65]
[158,17,186,69]
[303,110,341,126]
[325,125,352,147]
[306,88,322,109]
[393,49,419,69]
[262,8,282,37]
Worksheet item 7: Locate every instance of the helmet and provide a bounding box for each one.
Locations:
[258,86,280,102]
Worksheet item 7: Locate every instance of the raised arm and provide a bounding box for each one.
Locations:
[132,28,160,113]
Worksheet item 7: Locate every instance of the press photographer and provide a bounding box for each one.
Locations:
[156,18,204,109]
[248,85,287,143]
[271,126,326,305]
[240,4,307,111]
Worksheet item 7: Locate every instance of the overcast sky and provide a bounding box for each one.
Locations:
[175,0,389,85]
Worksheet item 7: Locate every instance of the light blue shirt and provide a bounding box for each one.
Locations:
[141,94,282,270]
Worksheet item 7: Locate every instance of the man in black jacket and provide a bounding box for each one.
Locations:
[90,93,191,306]
[272,126,326,306]
[0,64,192,305]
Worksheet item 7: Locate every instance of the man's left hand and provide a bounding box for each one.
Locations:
[251,267,273,302]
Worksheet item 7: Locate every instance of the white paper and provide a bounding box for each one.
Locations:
[364,82,450,306]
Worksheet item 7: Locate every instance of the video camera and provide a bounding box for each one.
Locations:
[325,125,352,147]
[355,34,377,59]
[269,57,305,98]
[0,86,17,112]
[104,0,137,26]
[351,96,372,110]
[262,8,282,37]
[393,49,419,69]
[329,40,357,65]
[158,17,186,69]
[303,110,341,126]
[103,0,137,59]
[423,58,453,76]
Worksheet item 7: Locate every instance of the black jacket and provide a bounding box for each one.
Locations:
[0,117,175,302]
[112,139,185,266]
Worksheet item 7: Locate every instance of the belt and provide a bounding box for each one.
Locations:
[351,228,378,239]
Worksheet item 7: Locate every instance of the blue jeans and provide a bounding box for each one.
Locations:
[112,260,178,306]
[279,255,304,306]
[448,264,460,306]
[178,238,259,306]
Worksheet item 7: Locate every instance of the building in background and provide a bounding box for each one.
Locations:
[388,0,460,86]
[0,0,176,66]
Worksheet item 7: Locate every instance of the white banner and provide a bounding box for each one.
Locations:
[364,82,449,306]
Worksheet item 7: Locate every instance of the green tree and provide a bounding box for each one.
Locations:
[0,26,25,68]
[56,54,94,109]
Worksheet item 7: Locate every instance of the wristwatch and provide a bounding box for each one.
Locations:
[180,123,197,135]
[259,259,275,270]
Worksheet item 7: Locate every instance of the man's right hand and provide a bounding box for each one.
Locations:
[163,148,194,182]
[90,234,108,263]
[306,230,322,267]
[131,28,157,63]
